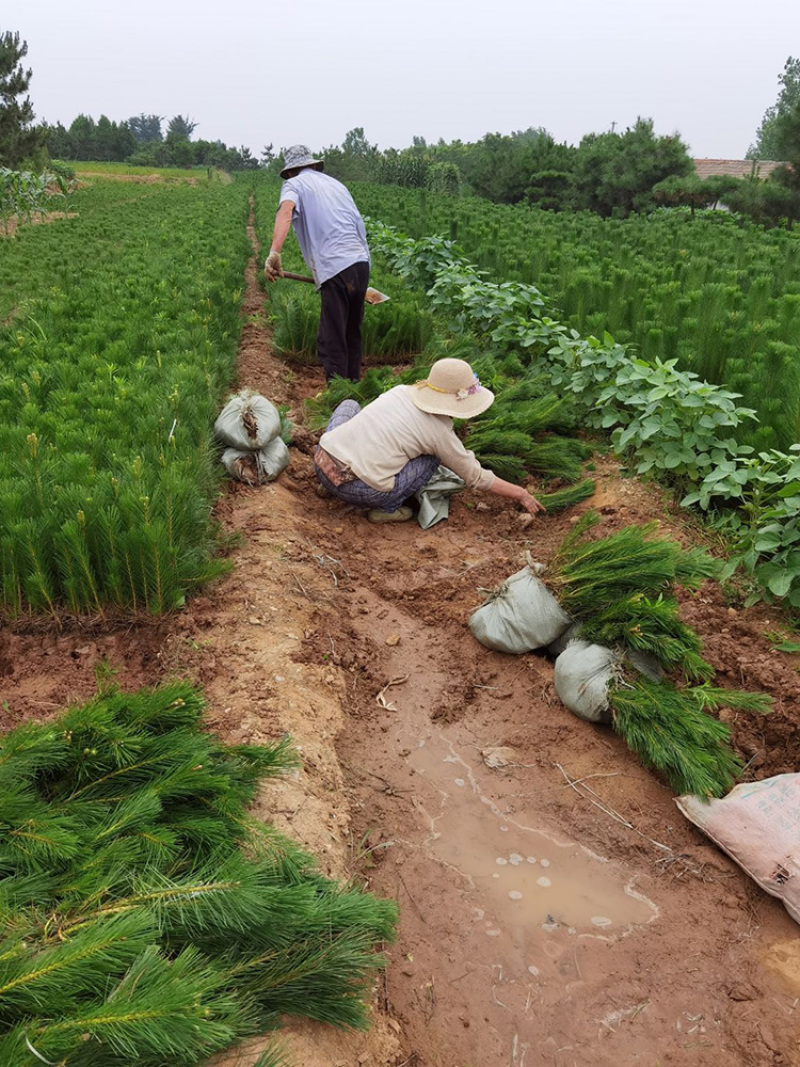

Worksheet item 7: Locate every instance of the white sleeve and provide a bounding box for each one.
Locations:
[279,180,299,208]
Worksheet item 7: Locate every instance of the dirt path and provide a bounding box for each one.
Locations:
[3,207,800,1067]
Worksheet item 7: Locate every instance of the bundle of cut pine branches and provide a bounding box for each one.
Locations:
[0,682,396,1067]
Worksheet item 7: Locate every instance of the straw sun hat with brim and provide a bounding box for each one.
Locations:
[409,358,495,418]
[280,144,325,179]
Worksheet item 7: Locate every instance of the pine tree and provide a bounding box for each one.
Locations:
[0,31,43,166]
[748,56,800,160]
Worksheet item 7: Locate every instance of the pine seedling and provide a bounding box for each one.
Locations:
[0,912,156,1026]
[524,436,591,482]
[0,680,396,1065]
[305,367,396,430]
[537,481,596,513]
[473,452,528,483]
[687,685,772,715]
[548,513,719,618]
[609,676,745,797]
[578,593,714,681]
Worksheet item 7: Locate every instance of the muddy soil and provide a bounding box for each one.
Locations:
[3,211,800,1067]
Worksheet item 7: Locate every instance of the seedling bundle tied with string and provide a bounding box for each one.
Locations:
[0,682,396,1067]
[547,514,771,797]
[470,513,771,798]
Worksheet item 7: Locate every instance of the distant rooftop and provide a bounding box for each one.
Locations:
[693,158,784,180]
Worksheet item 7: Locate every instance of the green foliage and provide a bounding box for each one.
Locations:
[549,512,721,619]
[609,677,746,797]
[598,357,757,496]
[269,287,319,358]
[361,190,800,450]
[0,32,44,167]
[0,167,67,230]
[748,56,800,160]
[537,481,596,513]
[725,173,800,228]
[304,367,399,430]
[0,178,253,614]
[0,682,396,1065]
[570,118,693,217]
[653,174,739,213]
[43,111,258,171]
[579,593,713,680]
[427,161,461,196]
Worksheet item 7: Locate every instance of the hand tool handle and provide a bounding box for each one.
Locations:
[281,271,315,283]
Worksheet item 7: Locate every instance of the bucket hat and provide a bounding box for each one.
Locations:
[409,358,494,418]
[280,144,325,179]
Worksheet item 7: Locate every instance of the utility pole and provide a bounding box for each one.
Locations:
[610,121,617,133]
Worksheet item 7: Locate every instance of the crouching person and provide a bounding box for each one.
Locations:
[313,358,545,523]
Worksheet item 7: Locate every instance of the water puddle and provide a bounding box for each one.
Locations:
[409,734,657,939]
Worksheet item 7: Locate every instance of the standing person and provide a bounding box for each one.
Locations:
[314,357,546,523]
[264,145,370,383]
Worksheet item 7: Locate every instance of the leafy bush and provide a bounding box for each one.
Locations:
[0,167,68,230]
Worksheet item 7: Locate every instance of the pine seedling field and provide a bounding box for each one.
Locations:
[353,182,800,451]
[0,682,397,1067]
[0,178,252,616]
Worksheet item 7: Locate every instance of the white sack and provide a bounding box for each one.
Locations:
[677,775,800,925]
[554,640,618,723]
[469,564,571,654]
[222,436,290,485]
[215,391,281,451]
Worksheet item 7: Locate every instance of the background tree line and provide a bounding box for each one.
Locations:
[2,26,799,225]
[312,58,800,227]
[41,111,260,171]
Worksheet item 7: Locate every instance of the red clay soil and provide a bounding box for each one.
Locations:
[2,213,800,1067]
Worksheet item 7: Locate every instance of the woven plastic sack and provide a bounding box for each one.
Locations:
[215,391,281,451]
[553,640,618,723]
[676,775,800,925]
[469,562,571,654]
[414,465,466,530]
[221,437,290,485]
[553,641,662,723]
[547,622,581,658]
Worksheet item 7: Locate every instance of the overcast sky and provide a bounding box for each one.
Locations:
[5,0,799,159]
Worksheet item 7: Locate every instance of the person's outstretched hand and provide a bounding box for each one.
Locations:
[519,489,546,515]
[264,250,282,282]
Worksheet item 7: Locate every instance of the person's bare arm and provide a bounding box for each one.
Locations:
[489,477,546,515]
[264,200,295,280]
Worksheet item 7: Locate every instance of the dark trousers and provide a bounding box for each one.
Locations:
[317,261,369,382]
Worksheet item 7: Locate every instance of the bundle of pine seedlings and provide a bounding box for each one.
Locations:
[0,682,396,1067]
[464,372,593,487]
[546,513,771,796]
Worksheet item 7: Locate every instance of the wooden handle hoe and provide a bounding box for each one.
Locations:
[279,271,389,305]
